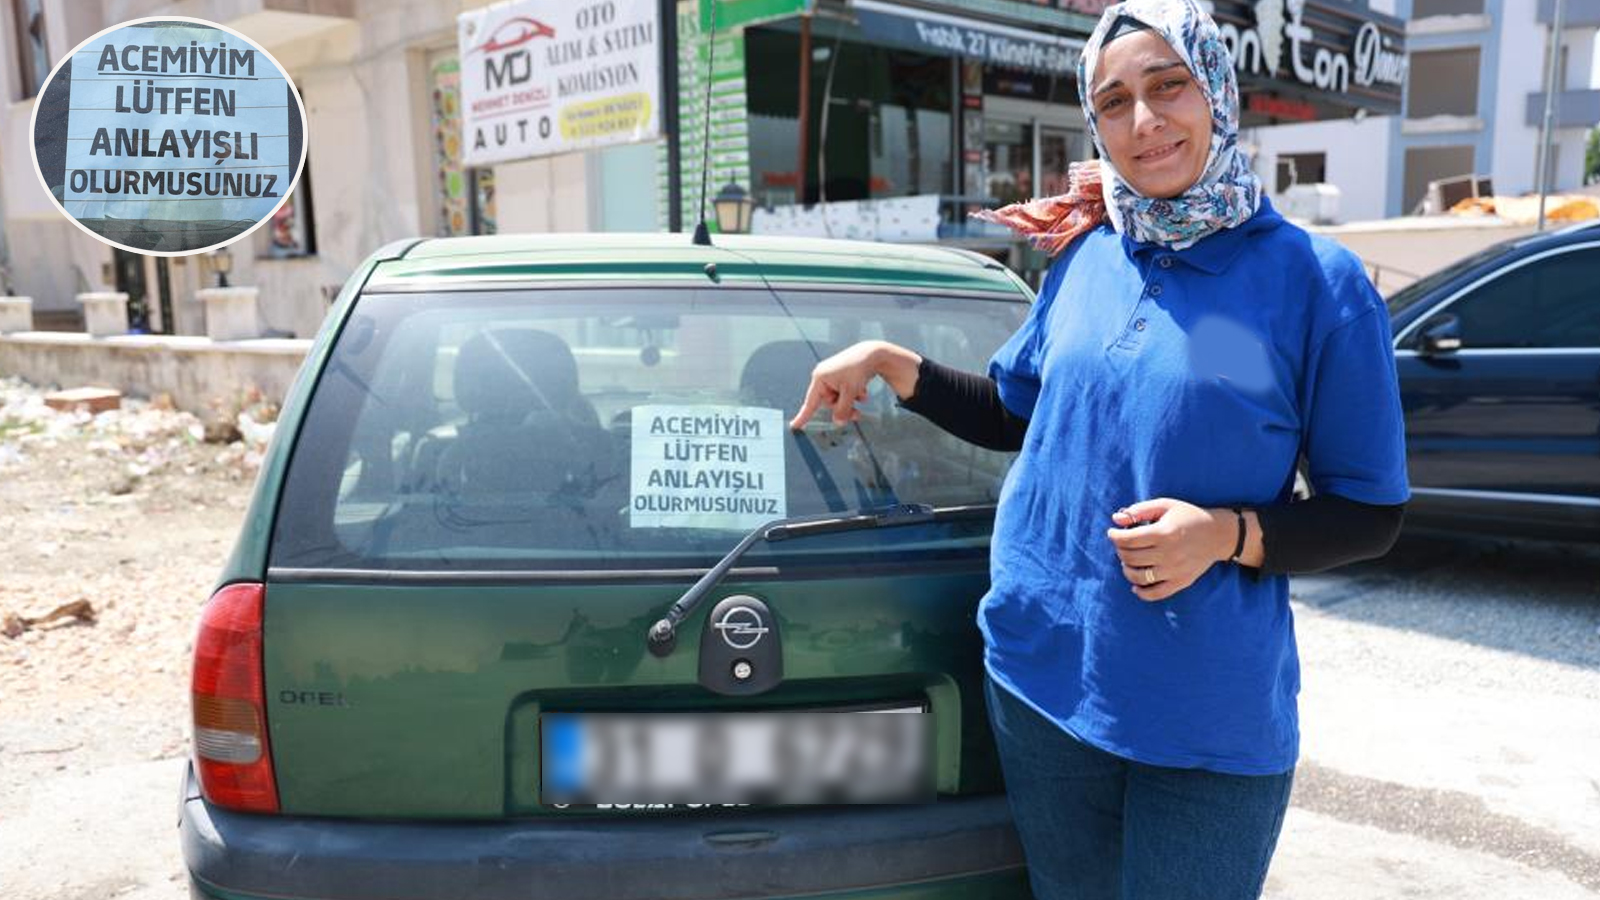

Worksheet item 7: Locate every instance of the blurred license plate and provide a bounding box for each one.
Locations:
[541,707,930,807]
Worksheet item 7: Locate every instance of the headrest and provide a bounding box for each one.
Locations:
[454,329,582,422]
[738,340,839,416]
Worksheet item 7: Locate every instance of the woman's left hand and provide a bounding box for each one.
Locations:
[1105,498,1232,602]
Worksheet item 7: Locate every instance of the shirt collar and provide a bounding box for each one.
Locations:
[1121,195,1284,275]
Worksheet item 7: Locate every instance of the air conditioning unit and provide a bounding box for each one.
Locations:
[1421,174,1493,215]
[1279,183,1341,224]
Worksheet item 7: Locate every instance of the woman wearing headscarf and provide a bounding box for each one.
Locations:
[789,1,1409,897]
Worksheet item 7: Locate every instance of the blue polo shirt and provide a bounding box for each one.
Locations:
[981,197,1409,776]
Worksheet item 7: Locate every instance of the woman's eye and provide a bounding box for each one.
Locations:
[1158,78,1187,92]
[1099,96,1126,113]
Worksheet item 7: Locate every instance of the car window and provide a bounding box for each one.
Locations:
[1425,247,1600,349]
[1384,240,1518,316]
[270,286,1028,572]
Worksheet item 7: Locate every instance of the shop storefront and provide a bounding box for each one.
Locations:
[660,0,1106,274]
[664,0,1403,280]
[1210,0,1407,125]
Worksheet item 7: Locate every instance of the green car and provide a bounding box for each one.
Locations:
[180,233,1037,900]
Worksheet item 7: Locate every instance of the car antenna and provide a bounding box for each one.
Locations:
[690,7,719,246]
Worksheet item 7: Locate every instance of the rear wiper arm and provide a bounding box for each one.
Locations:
[646,502,996,657]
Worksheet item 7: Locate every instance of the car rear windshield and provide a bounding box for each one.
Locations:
[269,286,1029,572]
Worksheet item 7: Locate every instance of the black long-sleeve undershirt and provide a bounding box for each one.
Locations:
[898,356,1030,452]
[897,356,1404,576]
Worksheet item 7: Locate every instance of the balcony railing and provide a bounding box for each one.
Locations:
[1525,89,1600,129]
[1538,0,1600,27]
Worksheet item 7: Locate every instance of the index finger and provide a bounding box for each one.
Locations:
[789,378,827,430]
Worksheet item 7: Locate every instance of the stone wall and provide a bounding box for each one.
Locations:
[0,333,311,415]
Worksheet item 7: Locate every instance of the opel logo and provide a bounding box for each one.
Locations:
[713,605,769,650]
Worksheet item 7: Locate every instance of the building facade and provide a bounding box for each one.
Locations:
[669,0,1407,278]
[0,0,655,338]
[1249,0,1600,223]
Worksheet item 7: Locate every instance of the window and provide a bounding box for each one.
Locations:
[1405,49,1480,118]
[1541,41,1571,92]
[1275,152,1326,193]
[1038,127,1088,196]
[1385,240,1515,315]
[264,160,317,258]
[1402,145,1475,213]
[1412,0,1484,17]
[1426,248,1600,349]
[744,28,953,207]
[271,287,1026,572]
[10,0,49,99]
[984,119,1033,206]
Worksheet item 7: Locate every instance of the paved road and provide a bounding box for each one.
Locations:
[1265,532,1600,899]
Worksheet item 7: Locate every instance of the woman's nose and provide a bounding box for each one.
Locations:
[1131,98,1167,135]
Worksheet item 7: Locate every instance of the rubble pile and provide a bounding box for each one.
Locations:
[0,377,279,488]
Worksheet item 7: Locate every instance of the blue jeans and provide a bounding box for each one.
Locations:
[984,675,1294,900]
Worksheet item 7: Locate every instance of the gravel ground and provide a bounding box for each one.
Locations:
[0,373,1596,899]
[1270,532,1600,899]
[0,379,265,900]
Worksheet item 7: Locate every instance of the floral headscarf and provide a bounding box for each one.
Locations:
[974,0,1261,253]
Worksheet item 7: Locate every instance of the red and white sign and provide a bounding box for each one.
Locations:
[458,0,661,166]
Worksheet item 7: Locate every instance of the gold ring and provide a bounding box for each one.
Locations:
[1143,566,1157,586]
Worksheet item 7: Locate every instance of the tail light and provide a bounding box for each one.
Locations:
[191,582,278,813]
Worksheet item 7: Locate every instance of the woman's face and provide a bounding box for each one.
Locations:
[1089,30,1212,199]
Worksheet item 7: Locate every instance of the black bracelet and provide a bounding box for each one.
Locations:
[1228,506,1247,564]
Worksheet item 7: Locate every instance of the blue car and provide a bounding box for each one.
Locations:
[1386,219,1600,542]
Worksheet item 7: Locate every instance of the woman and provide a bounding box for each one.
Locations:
[788,1,1409,897]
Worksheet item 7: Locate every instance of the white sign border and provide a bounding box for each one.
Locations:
[457,0,663,168]
[26,15,310,258]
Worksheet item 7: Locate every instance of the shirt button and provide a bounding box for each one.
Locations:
[1159,257,1174,269]
[1149,283,1164,297]
[1134,318,1147,331]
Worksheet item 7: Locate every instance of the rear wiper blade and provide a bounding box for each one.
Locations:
[645,502,996,657]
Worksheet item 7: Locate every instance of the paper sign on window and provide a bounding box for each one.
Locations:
[629,405,786,531]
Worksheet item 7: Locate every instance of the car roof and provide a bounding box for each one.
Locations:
[1502,217,1600,255]
[363,233,1031,298]
[1550,217,1600,239]
[1429,217,1600,284]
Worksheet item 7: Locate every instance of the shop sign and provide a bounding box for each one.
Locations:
[852,0,1086,76]
[932,1,1116,18]
[458,0,661,166]
[699,0,813,31]
[1246,93,1316,122]
[659,1,750,232]
[1212,0,1405,104]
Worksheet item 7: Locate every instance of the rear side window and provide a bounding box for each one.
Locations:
[1435,247,1600,349]
[1384,242,1508,316]
[270,287,1028,572]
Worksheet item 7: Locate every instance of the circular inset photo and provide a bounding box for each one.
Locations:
[28,16,307,256]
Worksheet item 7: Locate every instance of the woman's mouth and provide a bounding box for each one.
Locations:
[1134,140,1185,163]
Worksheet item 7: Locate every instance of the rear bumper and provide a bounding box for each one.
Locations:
[179,763,1027,900]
